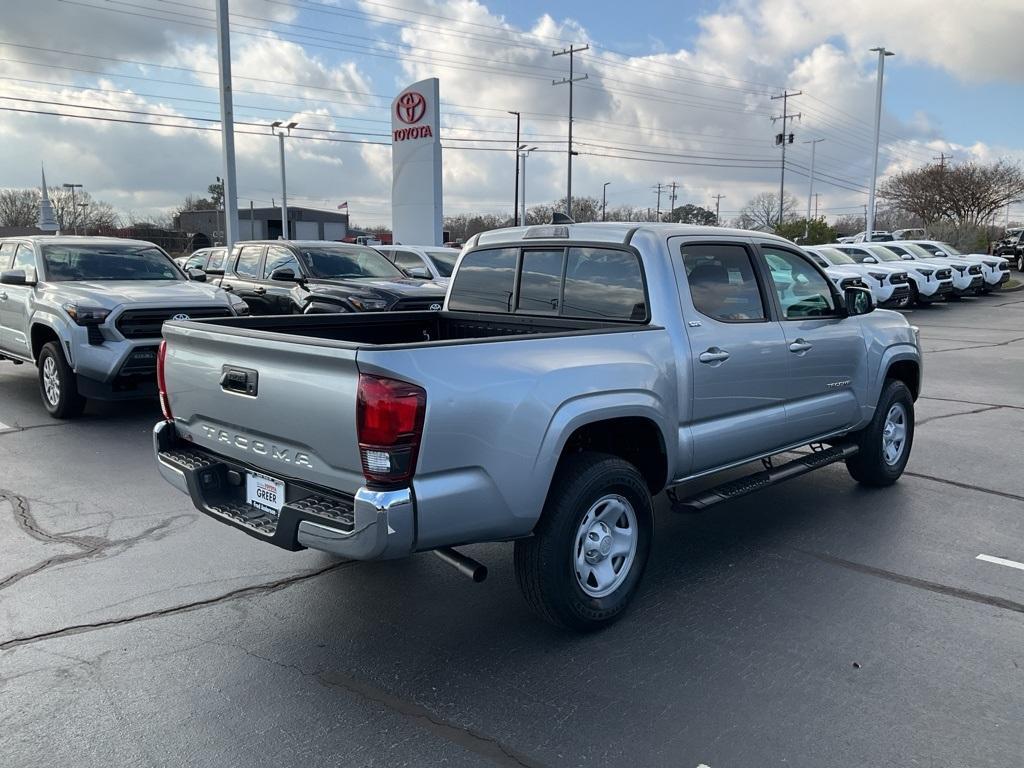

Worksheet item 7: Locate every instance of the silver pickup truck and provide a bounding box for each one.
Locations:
[154,223,922,631]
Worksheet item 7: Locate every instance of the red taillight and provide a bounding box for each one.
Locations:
[356,373,426,486]
[157,340,172,421]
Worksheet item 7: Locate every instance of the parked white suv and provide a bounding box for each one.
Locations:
[376,245,460,285]
[805,246,911,308]
[886,242,984,298]
[834,243,954,305]
[907,240,1010,293]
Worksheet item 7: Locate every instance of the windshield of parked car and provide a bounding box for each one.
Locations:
[425,249,458,278]
[41,244,181,281]
[299,245,404,279]
[815,247,857,265]
[865,245,903,262]
[939,242,962,255]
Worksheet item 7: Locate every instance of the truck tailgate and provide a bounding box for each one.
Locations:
[162,323,365,493]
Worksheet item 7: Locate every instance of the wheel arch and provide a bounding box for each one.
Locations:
[30,321,64,364]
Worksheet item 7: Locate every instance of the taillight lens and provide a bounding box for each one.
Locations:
[356,374,426,487]
[157,340,172,421]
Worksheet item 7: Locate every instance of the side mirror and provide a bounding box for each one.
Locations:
[186,267,207,282]
[935,251,947,257]
[270,267,300,282]
[403,265,432,279]
[844,286,875,316]
[901,255,913,260]
[0,269,32,286]
[862,256,877,264]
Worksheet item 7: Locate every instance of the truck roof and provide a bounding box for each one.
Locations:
[0,235,162,248]
[470,222,796,248]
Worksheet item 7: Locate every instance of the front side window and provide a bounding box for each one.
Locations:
[425,249,458,278]
[681,243,765,322]
[762,246,836,319]
[448,248,517,313]
[518,249,564,314]
[41,244,179,281]
[263,246,301,278]
[207,248,227,270]
[0,242,17,269]
[388,250,428,274]
[299,245,404,279]
[563,248,646,321]
[234,245,264,278]
[13,245,38,272]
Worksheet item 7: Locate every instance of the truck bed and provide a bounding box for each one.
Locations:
[177,310,643,348]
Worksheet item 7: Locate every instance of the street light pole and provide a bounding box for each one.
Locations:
[602,182,610,221]
[867,47,895,242]
[62,183,82,234]
[520,146,537,224]
[803,138,824,239]
[508,111,521,226]
[214,0,239,250]
[272,121,298,239]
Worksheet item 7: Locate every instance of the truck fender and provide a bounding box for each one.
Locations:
[29,315,73,367]
[531,392,673,511]
[864,343,920,422]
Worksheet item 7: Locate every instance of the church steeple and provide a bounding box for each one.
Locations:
[37,165,59,233]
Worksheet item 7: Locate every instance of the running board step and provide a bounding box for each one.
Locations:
[670,443,859,513]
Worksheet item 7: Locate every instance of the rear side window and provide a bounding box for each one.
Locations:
[681,243,766,322]
[563,248,646,321]
[0,242,17,269]
[234,245,263,278]
[448,248,517,312]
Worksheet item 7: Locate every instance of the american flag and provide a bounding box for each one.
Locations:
[337,201,349,210]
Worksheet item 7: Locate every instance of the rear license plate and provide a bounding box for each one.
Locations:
[246,471,285,515]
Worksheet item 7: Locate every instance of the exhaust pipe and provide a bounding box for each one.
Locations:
[433,547,487,582]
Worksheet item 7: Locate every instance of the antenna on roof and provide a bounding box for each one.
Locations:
[551,211,575,225]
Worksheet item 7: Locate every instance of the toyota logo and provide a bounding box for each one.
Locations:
[396,91,427,125]
[429,303,442,311]
[171,313,191,321]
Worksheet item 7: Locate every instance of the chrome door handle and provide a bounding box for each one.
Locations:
[698,347,730,364]
[253,287,267,295]
[789,339,813,353]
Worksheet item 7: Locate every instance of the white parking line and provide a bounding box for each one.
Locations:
[977,554,1024,572]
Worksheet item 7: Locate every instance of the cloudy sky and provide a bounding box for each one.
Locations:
[1,0,1023,227]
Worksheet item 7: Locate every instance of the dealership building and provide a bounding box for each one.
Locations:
[177,206,349,249]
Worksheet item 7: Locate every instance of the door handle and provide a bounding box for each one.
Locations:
[698,347,730,364]
[253,287,267,296]
[789,338,813,353]
[221,284,233,291]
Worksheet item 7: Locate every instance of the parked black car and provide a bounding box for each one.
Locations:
[992,229,1024,271]
[211,241,447,315]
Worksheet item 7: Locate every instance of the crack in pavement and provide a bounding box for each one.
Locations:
[904,472,1024,504]
[920,395,1024,412]
[922,336,1024,354]
[0,560,357,651]
[916,405,1006,426]
[0,422,71,436]
[0,489,191,592]
[802,550,1024,615]
[203,638,547,768]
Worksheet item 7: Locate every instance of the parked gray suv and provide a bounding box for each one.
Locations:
[0,236,247,417]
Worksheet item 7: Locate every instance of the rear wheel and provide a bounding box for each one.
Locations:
[37,341,86,419]
[514,452,653,631]
[845,379,914,486]
[1017,253,1023,272]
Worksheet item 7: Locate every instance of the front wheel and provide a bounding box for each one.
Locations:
[514,452,654,631]
[37,341,86,419]
[846,379,914,486]
[1017,254,1023,272]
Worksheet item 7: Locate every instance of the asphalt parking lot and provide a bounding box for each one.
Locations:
[1,292,1022,768]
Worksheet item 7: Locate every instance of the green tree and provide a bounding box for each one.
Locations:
[665,203,717,225]
[774,217,837,245]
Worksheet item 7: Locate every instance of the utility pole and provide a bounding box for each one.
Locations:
[933,152,952,171]
[271,121,297,239]
[508,111,521,226]
[653,183,665,221]
[519,146,537,224]
[552,43,588,218]
[602,181,610,222]
[813,192,820,219]
[250,200,255,240]
[803,138,824,239]
[667,181,678,220]
[62,183,82,234]
[866,47,895,242]
[712,194,725,225]
[215,175,225,244]
[770,90,801,227]
[215,0,239,250]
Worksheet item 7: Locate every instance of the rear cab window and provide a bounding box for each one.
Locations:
[448,244,647,322]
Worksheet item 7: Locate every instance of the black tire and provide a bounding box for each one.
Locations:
[1017,254,1023,272]
[845,379,914,487]
[37,341,86,419]
[514,452,654,632]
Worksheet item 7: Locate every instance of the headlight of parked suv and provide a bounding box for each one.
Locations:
[916,268,933,277]
[868,271,887,282]
[227,293,250,316]
[62,304,111,325]
[951,264,966,273]
[348,296,391,311]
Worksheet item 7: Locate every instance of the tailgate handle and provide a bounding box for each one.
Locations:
[220,365,258,396]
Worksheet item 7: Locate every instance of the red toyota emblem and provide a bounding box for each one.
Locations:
[396,91,427,125]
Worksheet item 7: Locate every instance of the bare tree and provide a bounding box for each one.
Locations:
[880,160,1024,227]
[737,191,799,230]
[0,189,40,227]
